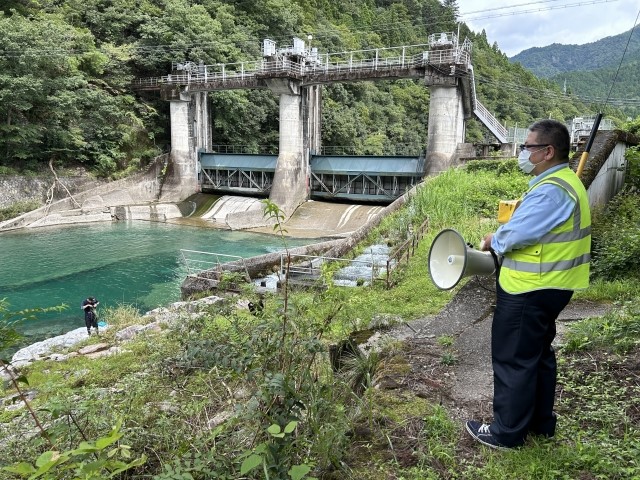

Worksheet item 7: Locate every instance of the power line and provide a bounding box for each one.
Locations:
[457,70,640,111]
[461,0,619,21]
[601,7,640,110]
[461,0,576,15]
[0,1,626,58]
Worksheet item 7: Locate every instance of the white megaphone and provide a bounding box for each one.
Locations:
[428,229,497,290]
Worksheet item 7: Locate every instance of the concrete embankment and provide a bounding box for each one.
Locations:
[0,156,172,232]
[246,200,388,238]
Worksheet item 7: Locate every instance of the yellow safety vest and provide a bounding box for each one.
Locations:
[499,166,591,294]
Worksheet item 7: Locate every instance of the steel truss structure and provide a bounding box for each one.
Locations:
[309,172,420,201]
[200,168,274,195]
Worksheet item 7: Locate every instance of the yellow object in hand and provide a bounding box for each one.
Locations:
[498,199,521,224]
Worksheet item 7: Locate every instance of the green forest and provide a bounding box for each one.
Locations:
[0,0,625,178]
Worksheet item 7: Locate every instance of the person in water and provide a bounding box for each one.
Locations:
[81,296,100,336]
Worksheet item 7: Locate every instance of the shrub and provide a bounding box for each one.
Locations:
[591,192,640,280]
[624,145,640,191]
[0,200,41,221]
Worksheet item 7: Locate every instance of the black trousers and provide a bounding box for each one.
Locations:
[85,311,98,331]
[490,277,573,447]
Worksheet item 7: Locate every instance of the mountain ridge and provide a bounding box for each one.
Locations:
[510,27,640,78]
[509,27,640,116]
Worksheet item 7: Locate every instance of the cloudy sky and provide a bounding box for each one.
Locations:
[456,0,640,57]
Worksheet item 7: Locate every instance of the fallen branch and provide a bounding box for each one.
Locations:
[48,158,81,209]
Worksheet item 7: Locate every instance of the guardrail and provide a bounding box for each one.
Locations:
[319,144,425,156]
[280,219,429,289]
[131,43,474,89]
[384,217,429,288]
[210,144,279,154]
[280,253,385,287]
[474,99,508,143]
[180,250,251,282]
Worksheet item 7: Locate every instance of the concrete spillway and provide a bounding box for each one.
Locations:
[200,196,263,223]
[266,200,385,238]
[194,195,384,238]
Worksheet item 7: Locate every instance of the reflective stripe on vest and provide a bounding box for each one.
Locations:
[538,177,591,243]
[499,167,591,293]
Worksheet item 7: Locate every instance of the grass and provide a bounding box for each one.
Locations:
[0,200,41,221]
[2,162,640,479]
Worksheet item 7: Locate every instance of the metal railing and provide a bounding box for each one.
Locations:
[384,217,429,288]
[209,144,279,154]
[206,144,425,156]
[474,99,508,143]
[280,253,385,286]
[280,221,429,289]
[423,48,471,67]
[132,42,474,89]
[468,66,508,143]
[180,250,251,282]
[259,58,305,77]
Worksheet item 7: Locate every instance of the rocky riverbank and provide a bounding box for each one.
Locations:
[2,296,224,389]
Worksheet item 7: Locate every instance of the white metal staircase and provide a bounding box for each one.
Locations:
[468,66,508,143]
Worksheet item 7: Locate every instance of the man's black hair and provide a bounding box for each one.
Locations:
[529,119,571,161]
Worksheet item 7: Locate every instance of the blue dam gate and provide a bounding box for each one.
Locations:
[199,152,425,203]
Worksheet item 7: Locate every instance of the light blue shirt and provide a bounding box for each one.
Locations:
[491,164,576,255]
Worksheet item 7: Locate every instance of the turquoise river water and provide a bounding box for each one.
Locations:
[0,221,312,349]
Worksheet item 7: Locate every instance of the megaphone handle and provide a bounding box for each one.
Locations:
[489,249,502,271]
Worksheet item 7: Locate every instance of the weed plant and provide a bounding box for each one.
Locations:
[590,191,640,280]
[0,200,41,222]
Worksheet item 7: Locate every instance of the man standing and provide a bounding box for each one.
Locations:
[466,119,591,449]
[81,296,100,336]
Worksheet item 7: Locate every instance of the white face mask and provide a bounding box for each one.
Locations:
[517,149,536,174]
[517,146,547,174]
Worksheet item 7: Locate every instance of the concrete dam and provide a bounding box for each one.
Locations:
[133,32,508,227]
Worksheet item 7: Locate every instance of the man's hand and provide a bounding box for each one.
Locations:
[480,233,494,252]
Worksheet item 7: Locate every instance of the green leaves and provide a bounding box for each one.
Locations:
[0,299,68,354]
[268,420,298,438]
[239,454,262,475]
[239,422,316,479]
[289,464,313,480]
[262,199,289,248]
[591,192,640,280]
[0,10,157,175]
[2,420,147,479]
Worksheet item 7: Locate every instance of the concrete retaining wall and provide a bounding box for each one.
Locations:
[22,204,184,228]
[571,130,638,208]
[180,238,344,298]
[0,155,169,231]
[0,175,101,209]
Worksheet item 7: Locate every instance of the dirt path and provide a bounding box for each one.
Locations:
[382,276,613,425]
